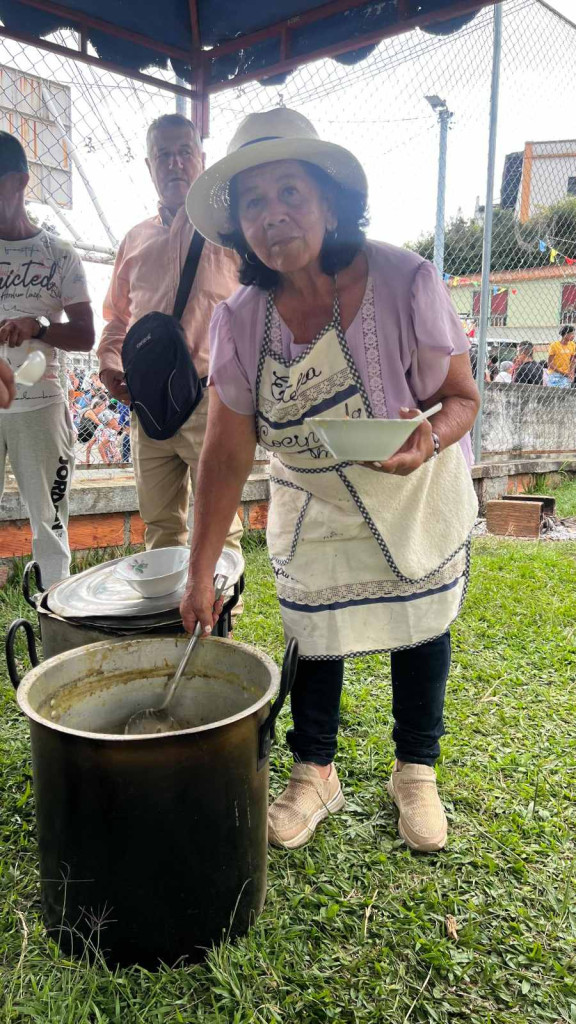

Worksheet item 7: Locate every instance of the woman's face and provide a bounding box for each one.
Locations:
[236,160,335,275]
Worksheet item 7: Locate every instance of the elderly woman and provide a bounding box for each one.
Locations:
[181,109,479,853]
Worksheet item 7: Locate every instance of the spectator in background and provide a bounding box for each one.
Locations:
[548,325,576,387]
[0,131,94,587]
[71,387,91,426]
[67,369,83,404]
[513,342,543,385]
[494,360,514,383]
[486,353,499,382]
[98,113,242,556]
[539,360,550,386]
[116,400,131,463]
[83,394,120,465]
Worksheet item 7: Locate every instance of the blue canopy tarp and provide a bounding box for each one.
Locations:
[0,0,492,89]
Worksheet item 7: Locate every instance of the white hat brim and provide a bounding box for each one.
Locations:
[185,136,368,247]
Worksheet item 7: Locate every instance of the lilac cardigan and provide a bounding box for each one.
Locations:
[209,240,473,465]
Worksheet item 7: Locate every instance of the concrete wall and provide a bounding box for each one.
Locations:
[505,278,559,331]
[519,142,576,220]
[472,457,576,509]
[0,451,272,562]
[451,276,571,337]
[481,381,576,455]
[2,420,576,565]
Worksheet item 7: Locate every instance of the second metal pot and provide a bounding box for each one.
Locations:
[10,560,242,663]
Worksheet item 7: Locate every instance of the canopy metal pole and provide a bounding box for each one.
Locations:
[43,200,116,260]
[44,195,82,243]
[473,2,503,465]
[41,86,119,248]
[433,107,451,275]
[175,76,188,116]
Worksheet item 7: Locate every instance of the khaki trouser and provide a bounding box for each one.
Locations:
[131,391,243,557]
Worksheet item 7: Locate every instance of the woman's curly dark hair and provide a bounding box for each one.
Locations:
[220,161,369,289]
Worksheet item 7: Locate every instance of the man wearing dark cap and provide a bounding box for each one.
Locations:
[0,131,95,585]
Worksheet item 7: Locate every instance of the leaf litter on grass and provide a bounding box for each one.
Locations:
[0,536,575,1023]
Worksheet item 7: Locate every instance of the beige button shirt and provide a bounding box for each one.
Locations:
[98,204,239,380]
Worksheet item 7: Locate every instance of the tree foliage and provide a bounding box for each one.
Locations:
[407,198,576,274]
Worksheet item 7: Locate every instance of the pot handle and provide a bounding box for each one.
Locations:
[22,560,44,609]
[258,637,299,770]
[5,618,39,690]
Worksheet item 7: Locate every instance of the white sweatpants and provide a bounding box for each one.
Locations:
[0,402,75,588]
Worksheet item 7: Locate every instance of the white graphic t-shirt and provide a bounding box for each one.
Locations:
[0,231,90,413]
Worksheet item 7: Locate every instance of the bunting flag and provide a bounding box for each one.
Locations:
[442,235,576,289]
[537,238,576,266]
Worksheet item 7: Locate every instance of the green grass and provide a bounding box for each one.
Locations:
[524,475,576,518]
[1,538,576,1023]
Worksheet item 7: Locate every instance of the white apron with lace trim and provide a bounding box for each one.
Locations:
[256,289,478,659]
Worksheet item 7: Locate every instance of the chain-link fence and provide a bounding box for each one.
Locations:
[208,0,576,462]
[0,28,181,466]
[1,0,575,467]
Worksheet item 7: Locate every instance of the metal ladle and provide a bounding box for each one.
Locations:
[124,573,229,736]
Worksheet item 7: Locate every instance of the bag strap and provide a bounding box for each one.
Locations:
[172,230,205,322]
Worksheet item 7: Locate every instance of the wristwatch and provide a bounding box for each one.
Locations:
[33,316,50,340]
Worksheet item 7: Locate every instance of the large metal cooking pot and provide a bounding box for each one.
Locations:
[10,630,298,967]
[8,559,244,662]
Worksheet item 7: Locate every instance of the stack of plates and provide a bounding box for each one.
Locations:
[44,548,245,629]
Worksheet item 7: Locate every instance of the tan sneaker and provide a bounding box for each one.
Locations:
[387,760,447,852]
[268,763,345,849]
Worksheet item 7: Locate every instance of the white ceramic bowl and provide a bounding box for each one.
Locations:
[305,416,422,462]
[115,546,189,598]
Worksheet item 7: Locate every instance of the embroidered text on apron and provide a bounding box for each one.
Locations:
[256,287,478,659]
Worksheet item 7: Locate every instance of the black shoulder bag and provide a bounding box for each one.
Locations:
[121,231,206,440]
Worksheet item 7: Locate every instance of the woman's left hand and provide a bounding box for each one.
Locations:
[362,408,435,476]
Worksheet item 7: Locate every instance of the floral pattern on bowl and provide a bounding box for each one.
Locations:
[128,558,148,576]
[114,547,190,598]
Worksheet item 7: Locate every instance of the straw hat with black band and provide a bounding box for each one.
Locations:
[185,108,368,247]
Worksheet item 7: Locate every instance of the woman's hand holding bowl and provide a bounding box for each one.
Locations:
[363,407,435,476]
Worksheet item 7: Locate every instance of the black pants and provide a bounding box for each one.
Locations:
[286,632,451,767]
